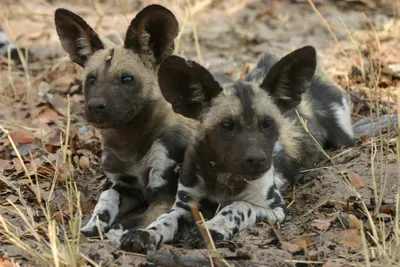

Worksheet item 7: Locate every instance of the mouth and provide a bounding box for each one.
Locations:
[84,105,141,128]
[91,119,115,129]
[240,163,271,178]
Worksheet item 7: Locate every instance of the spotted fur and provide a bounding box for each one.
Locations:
[55,5,197,237]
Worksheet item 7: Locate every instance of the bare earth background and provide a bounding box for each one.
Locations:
[0,0,400,266]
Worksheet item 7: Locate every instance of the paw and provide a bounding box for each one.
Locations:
[120,229,157,253]
[105,224,127,244]
[184,227,224,248]
[267,207,286,225]
[80,220,109,237]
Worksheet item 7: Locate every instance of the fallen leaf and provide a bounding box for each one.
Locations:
[348,214,362,229]
[360,134,367,142]
[379,204,396,216]
[347,172,366,189]
[9,130,35,144]
[336,229,362,251]
[0,257,14,267]
[76,257,87,266]
[12,158,23,173]
[311,214,337,231]
[51,73,75,91]
[48,94,67,116]
[312,219,331,231]
[40,188,55,202]
[37,107,61,124]
[82,199,96,214]
[0,159,12,170]
[78,156,90,169]
[291,235,312,251]
[6,194,19,204]
[283,242,301,253]
[0,180,8,191]
[55,210,70,224]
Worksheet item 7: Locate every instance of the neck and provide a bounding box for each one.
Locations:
[100,98,171,156]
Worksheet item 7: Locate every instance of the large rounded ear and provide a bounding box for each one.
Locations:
[260,46,317,112]
[158,56,222,120]
[124,4,179,65]
[55,8,104,67]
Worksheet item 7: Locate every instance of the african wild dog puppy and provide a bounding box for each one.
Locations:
[117,46,355,252]
[55,5,196,237]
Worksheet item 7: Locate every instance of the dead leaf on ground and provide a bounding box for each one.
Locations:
[0,257,14,267]
[48,94,67,116]
[348,214,363,229]
[51,73,75,93]
[0,159,13,170]
[283,242,301,253]
[291,235,312,251]
[55,210,70,224]
[9,130,35,144]
[379,204,396,216]
[40,188,55,202]
[78,156,90,169]
[284,234,312,253]
[347,172,366,189]
[336,229,362,251]
[82,199,96,214]
[5,195,19,204]
[311,214,338,231]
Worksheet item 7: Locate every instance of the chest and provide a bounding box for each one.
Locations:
[101,149,149,188]
[206,170,274,206]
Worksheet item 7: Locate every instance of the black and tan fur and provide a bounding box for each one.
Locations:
[54,5,196,237]
[117,46,355,252]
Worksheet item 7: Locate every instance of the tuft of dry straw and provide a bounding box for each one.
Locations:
[188,201,231,267]
[184,0,203,65]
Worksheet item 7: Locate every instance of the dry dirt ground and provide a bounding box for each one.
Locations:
[0,0,400,266]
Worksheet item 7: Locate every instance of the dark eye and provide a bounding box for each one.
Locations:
[121,73,134,84]
[221,118,234,131]
[86,74,95,85]
[263,118,273,129]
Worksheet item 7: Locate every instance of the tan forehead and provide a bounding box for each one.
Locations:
[203,83,282,126]
[82,47,149,79]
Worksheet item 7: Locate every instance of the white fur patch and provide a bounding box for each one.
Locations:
[273,141,283,153]
[0,31,15,56]
[235,166,275,205]
[273,171,286,191]
[205,200,285,240]
[105,226,128,245]
[76,36,93,56]
[81,188,120,233]
[177,182,205,202]
[146,141,176,190]
[331,96,354,139]
[103,140,176,191]
[146,205,190,244]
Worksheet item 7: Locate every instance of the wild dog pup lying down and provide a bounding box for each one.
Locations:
[55,5,196,236]
[117,46,355,252]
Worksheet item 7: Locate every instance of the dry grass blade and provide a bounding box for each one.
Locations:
[188,202,231,267]
[184,0,203,65]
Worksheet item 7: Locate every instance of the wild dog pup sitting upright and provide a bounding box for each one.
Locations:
[55,5,196,236]
[119,46,355,252]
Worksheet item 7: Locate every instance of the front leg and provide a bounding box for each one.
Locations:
[194,190,286,247]
[119,185,203,253]
[81,182,142,237]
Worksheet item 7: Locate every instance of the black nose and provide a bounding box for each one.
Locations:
[244,150,267,169]
[88,98,108,114]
